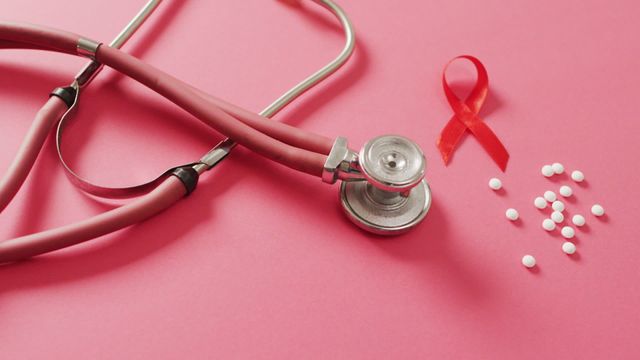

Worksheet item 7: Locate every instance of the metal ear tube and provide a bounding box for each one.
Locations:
[323,135,432,235]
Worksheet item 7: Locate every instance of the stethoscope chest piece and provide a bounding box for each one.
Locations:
[340,179,431,235]
[359,135,426,192]
[339,135,431,235]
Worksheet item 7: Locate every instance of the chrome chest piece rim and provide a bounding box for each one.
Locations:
[340,179,432,235]
[359,135,426,192]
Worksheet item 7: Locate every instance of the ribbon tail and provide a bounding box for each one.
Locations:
[436,115,468,165]
[467,120,509,171]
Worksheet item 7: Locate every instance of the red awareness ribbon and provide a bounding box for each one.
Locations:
[437,55,509,171]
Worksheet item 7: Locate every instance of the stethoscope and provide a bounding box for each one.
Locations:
[0,0,431,264]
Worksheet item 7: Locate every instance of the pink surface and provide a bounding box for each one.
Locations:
[1,0,639,358]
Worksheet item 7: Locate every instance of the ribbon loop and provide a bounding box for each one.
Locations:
[436,55,509,171]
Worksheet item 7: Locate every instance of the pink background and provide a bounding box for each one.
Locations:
[1,0,639,358]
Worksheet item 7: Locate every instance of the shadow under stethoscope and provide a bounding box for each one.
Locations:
[357,199,500,306]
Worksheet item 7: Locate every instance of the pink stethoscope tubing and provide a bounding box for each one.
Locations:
[0,15,348,263]
[1,23,332,173]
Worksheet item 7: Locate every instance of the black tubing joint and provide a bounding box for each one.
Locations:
[171,166,199,195]
[50,86,77,108]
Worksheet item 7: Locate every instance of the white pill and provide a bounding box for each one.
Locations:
[488,178,502,190]
[551,211,564,223]
[522,255,536,268]
[543,191,557,202]
[572,214,586,227]
[534,197,547,209]
[552,162,565,174]
[505,208,519,221]
[559,185,573,197]
[561,226,575,239]
[571,170,585,182]
[591,204,605,217]
[541,165,554,177]
[552,200,565,212]
[562,241,577,255]
[542,218,556,231]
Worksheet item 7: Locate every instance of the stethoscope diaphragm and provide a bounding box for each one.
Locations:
[340,178,431,235]
[359,135,426,192]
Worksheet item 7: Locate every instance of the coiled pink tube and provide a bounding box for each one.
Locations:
[0,37,334,157]
[97,45,328,176]
[0,177,186,264]
[0,97,68,212]
[0,22,332,176]
[0,21,336,263]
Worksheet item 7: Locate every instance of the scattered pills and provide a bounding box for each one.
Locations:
[488,178,502,190]
[562,241,577,255]
[522,255,536,268]
[561,226,575,239]
[552,200,565,212]
[542,218,556,231]
[551,211,564,223]
[591,204,605,217]
[551,162,565,174]
[505,208,519,221]
[571,170,585,182]
[543,191,557,202]
[534,197,547,209]
[541,165,554,177]
[572,214,586,227]
[559,185,573,197]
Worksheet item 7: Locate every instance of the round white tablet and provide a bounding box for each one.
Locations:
[505,208,519,221]
[561,226,575,239]
[571,170,585,182]
[551,211,564,223]
[542,218,556,231]
[559,185,573,197]
[562,241,576,255]
[551,162,565,174]
[572,214,586,227]
[552,200,565,212]
[591,204,605,217]
[541,165,554,177]
[488,177,502,190]
[543,191,557,202]
[522,255,536,268]
[534,197,547,209]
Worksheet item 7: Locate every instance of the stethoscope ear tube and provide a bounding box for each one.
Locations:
[0,24,331,174]
[0,176,187,264]
[0,1,163,208]
[53,0,355,199]
[0,0,356,262]
[0,97,69,213]
[0,0,430,264]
